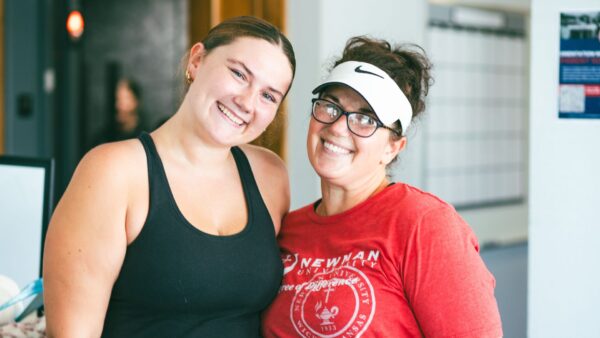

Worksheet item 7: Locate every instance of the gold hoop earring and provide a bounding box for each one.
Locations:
[185,70,193,85]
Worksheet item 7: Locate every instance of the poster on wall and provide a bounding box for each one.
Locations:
[559,10,600,119]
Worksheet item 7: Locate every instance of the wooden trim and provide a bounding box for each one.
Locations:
[0,0,4,154]
[210,0,221,27]
[280,0,286,35]
[189,0,212,46]
[252,0,263,17]
[279,0,290,163]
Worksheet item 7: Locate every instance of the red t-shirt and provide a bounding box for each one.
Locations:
[262,183,502,338]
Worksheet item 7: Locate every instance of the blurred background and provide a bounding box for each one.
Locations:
[1,0,599,337]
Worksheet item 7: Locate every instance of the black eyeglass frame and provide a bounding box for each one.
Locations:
[311,98,400,138]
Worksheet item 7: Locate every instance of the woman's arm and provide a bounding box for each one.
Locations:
[43,144,133,338]
[402,205,503,338]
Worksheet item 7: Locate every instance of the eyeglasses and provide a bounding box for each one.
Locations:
[311,98,399,138]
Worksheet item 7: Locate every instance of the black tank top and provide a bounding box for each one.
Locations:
[102,132,283,337]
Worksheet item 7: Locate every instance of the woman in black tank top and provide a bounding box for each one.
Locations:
[43,16,296,338]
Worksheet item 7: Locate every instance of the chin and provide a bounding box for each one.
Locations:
[245,130,265,144]
[312,160,348,182]
[211,123,257,145]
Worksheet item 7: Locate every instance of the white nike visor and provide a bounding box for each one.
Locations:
[312,61,413,135]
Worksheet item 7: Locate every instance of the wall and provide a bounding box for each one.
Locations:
[287,0,427,209]
[286,0,321,208]
[529,0,600,337]
[0,0,4,154]
[426,2,531,245]
[82,0,187,144]
[431,0,529,13]
[461,204,528,245]
[3,0,48,157]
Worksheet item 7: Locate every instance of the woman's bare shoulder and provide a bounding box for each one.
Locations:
[80,139,146,177]
[58,139,147,216]
[238,144,290,233]
[238,144,287,174]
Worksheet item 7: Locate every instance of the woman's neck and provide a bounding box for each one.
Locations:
[152,111,233,171]
[316,173,390,216]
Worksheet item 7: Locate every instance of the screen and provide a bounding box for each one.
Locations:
[0,157,53,288]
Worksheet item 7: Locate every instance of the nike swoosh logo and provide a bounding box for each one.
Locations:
[354,65,384,79]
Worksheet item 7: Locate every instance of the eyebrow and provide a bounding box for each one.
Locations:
[227,58,285,98]
[322,93,375,114]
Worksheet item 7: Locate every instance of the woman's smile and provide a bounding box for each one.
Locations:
[321,137,353,155]
[217,102,246,127]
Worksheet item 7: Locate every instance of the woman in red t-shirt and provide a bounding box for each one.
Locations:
[262,37,503,338]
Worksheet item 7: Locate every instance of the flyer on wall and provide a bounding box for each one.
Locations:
[559,10,600,119]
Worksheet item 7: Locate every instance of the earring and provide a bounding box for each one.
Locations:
[185,70,193,85]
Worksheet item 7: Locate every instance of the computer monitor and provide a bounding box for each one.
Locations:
[0,156,54,288]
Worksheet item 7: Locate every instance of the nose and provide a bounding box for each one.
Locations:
[327,113,351,136]
[233,87,257,114]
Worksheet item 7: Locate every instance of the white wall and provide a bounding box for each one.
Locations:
[431,0,529,13]
[462,204,528,245]
[286,0,323,208]
[529,0,600,337]
[287,0,427,209]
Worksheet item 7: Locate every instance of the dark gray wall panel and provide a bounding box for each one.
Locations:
[4,0,44,156]
[81,0,187,144]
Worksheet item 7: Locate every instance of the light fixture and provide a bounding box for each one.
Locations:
[66,10,84,40]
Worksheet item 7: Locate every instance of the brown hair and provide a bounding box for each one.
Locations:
[332,36,433,138]
[184,16,296,92]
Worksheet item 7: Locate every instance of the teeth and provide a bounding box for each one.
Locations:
[323,141,351,154]
[218,103,244,126]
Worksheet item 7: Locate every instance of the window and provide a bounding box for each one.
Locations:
[424,5,527,209]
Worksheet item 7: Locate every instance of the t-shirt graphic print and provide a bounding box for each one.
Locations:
[282,250,380,337]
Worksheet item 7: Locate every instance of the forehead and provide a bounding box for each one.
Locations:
[321,84,373,111]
